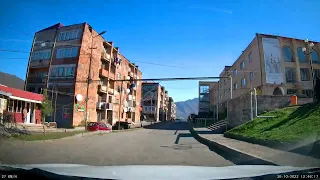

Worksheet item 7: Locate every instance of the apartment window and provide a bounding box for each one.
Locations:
[200,94,209,102]
[50,66,75,77]
[297,47,307,63]
[233,83,238,90]
[58,30,82,41]
[37,72,45,78]
[248,52,252,63]
[302,89,313,98]
[300,68,310,81]
[117,73,121,80]
[56,47,79,59]
[241,78,246,87]
[311,50,319,64]
[285,67,296,83]
[233,69,238,76]
[32,50,51,61]
[287,89,297,95]
[250,72,254,81]
[240,61,245,69]
[200,85,209,94]
[282,46,294,62]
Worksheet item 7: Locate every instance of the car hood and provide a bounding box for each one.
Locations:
[0,164,316,180]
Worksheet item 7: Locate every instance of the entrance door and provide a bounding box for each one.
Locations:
[26,102,31,123]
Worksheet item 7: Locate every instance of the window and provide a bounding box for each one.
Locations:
[58,30,82,41]
[297,47,307,63]
[200,94,209,102]
[233,83,238,90]
[311,50,319,64]
[200,85,209,94]
[300,68,310,81]
[250,72,254,81]
[282,46,294,62]
[117,73,121,80]
[50,66,75,77]
[37,72,45,78]
[32,50,51,61]
[302,89,313,98]
[240,61,245,69]
[233,69,238,76]
[285,68,296,83]
[241,78,246,86]
[56,47,79,59]
[248,52,252,63]
[287,89,297,95]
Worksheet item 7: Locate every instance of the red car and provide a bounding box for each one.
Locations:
[87,122,112,132]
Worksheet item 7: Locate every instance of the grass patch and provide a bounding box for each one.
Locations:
[9,131,89,141]
[226,103,320,143]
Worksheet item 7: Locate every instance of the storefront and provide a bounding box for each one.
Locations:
[0,85,43,124]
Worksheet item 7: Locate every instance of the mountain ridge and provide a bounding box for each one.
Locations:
[175,97,198,119]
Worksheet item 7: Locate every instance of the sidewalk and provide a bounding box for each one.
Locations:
[193,127,320,167]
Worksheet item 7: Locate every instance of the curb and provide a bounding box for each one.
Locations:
[188,123,277,165]
[36,131,112,142]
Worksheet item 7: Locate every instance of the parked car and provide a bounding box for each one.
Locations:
[87,122,112,132]
[112,121,131,130]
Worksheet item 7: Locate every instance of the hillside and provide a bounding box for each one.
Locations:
[0,71,25,90]
[176,98,198,119]
[226,103,320,143]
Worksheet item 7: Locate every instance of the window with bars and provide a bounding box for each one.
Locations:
[285,67,296,83]
[300,68,310,81]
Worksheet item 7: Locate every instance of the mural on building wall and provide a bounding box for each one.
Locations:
[262,38,284,84]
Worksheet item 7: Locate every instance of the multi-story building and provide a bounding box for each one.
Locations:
[217,33,320,104]
[24,22,142,128]
[168,97,176,120]
[141,82,161,121]
[198,81,217,117]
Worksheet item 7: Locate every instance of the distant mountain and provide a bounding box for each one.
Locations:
[175,98,198,119]
[0,71,25,90]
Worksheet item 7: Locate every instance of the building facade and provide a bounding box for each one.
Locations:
[24,22,143,128]
[217,33,320,104]
[141,82,161,121]
[168,97,176,120]
[198,81,217,117]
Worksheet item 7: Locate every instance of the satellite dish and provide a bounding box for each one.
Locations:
[76,94,83,102]
[126,89,131,94]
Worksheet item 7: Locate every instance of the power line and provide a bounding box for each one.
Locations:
[3,26,33,37]
[0,49,30,53]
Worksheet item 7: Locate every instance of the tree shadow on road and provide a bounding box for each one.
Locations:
[143,121,190,131]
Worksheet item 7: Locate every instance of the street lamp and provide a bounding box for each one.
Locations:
[85,30,106,130]
[302,39,316,97]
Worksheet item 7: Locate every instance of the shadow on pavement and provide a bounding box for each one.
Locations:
[191,128,277,166]
[143,121,190,131]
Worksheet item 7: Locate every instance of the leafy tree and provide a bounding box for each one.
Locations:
[41,89,53,124]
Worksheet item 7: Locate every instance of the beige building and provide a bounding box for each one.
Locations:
[216,33,320,104]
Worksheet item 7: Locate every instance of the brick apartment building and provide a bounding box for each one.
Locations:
[198,81,217,117]
[168,97,176,120]
[213,33,320,107]
[24,22,142,128]
[141,83,171,121]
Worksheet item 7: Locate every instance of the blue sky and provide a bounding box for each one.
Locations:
[0,0,319,101]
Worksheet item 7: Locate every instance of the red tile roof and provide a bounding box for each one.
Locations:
[0,84,43,102]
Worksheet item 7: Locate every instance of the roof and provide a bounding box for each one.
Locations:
[0,84,43,102]
[37,23,64,33]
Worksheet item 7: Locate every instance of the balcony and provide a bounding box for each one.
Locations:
[28,77,46,84]
[98,85,107,93]
[128,71,134,77]
[96,102,106,110]
[108,88,114,94]
[99,69,108,78]
[29,60,50,68]
[101,52,111,62]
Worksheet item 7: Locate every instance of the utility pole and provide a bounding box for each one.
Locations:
[118,79,124,130]
[54,89,58,122]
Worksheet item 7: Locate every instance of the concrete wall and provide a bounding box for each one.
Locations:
[227,93,314,128]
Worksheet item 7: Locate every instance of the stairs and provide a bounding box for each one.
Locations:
[206,120,227,133]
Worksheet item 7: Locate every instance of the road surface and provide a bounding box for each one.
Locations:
[0,121,233,166]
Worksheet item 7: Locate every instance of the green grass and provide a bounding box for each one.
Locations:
[9,131,89,141]
[226,103,320,143]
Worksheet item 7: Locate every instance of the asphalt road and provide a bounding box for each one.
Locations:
[0,121,233,167]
